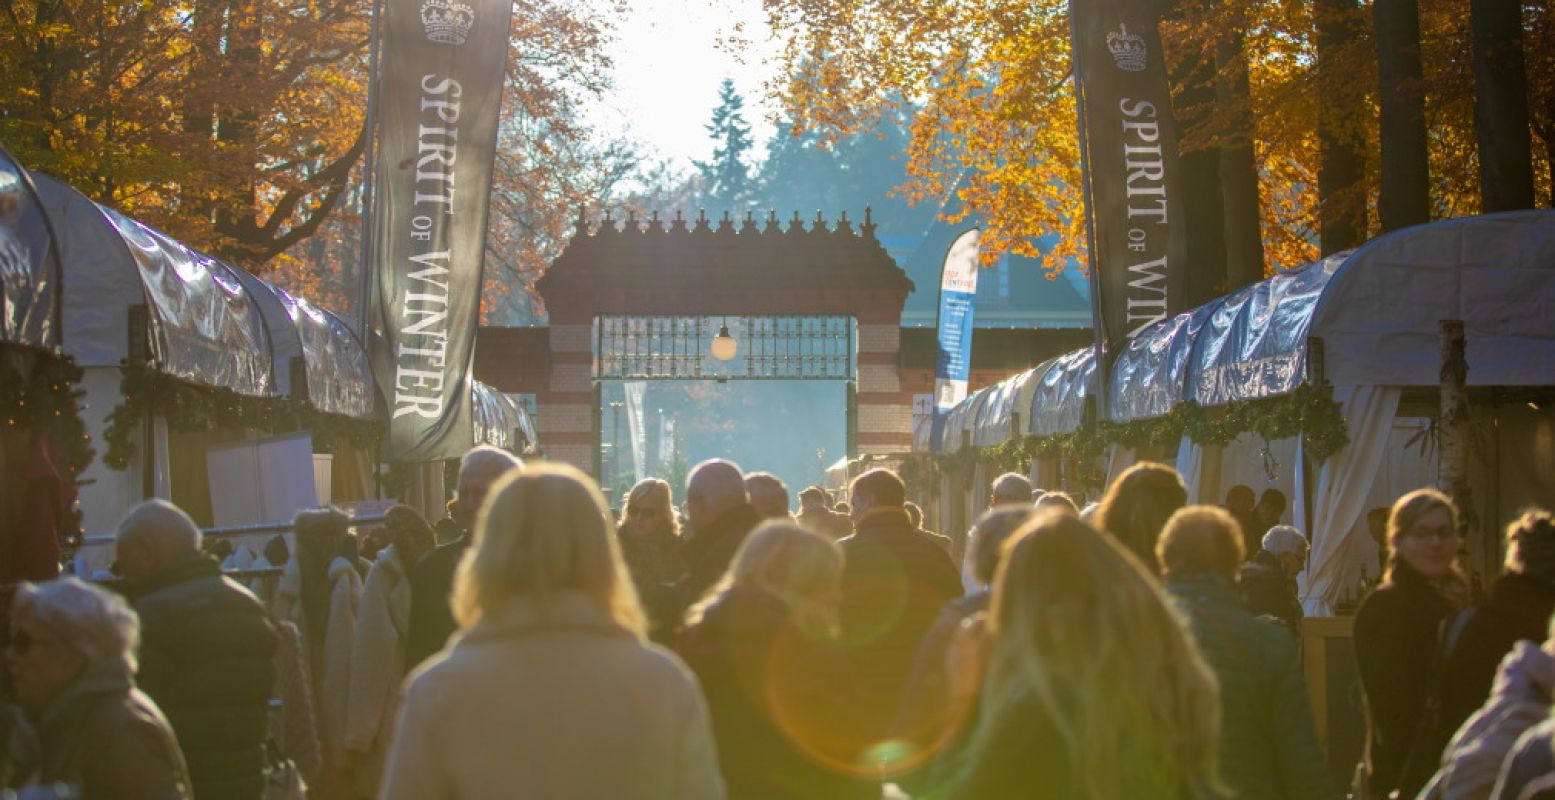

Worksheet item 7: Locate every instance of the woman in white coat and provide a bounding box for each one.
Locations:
[345,505,435,798]
[381,463,725,800]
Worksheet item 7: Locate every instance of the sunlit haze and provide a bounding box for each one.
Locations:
[587,0,783,170]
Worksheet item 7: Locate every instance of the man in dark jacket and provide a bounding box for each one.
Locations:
[1239,524,1310,633]
[1158,506,1337,800]
[671,460,763,617]
[838,468,963,769]
[1438,510,1555,740]
[115,499,277,800]
[405,446,523,671]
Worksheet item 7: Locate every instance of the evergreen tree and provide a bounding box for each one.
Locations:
[694,78,756,213]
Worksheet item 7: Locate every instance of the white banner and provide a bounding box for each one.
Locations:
[624,382,647,483]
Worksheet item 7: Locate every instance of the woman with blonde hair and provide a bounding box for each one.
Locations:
[943,510,1223,799]
[381,464,723,800]
[618,477,689,636]
[677,522,872,799]
[1355,488,1469,799]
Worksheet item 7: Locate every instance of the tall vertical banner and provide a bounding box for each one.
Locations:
[368,0,514,461]
[1069,0,1188,405]
[623,381,647,483]
[931,229,981,452]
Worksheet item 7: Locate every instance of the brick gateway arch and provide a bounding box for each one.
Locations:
[530,209,916,479]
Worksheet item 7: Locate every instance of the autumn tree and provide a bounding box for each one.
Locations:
[6,0,634,327]
[1,0,371,267]
[761,0,1552,282]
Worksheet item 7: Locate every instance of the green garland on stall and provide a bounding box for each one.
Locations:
[0,351,95,541]
[102,363,379,470]
[926,383,1350,492]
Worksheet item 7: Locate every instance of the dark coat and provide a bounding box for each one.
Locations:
[891,591,989,796]
[1166,573,1337,800]
[940,693,1073,800]
[838,507,963,748]
[405,534,468,672]
[797,506,854,540]
[1439,572,1555,740]
[1354,563,1460,798]
[1239,549,1304,633]
[620,524,690,638]
[35,666,192,799]
[676,587,876,800]
[127,552,277,800]
[670,503,764,621]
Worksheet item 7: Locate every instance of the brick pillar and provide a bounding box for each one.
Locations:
[855,320,911,458]
[537,322,596,474]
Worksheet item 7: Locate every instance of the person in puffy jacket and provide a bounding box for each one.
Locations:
[1159,506,1337,800]
[1422,635,1555,800]
[115,499,277,800]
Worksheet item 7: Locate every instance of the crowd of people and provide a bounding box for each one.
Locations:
[4,448,1555,799]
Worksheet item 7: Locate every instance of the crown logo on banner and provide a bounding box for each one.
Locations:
[421,0,475,46]
[1106,23,1147,72]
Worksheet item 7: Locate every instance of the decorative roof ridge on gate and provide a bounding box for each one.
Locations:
[538,205,914,321]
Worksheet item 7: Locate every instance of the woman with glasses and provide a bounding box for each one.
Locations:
[8,577,191,798]
[1354,488,1470,799]
[618,478,690,637]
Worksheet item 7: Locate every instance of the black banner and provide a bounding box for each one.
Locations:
[1070,0,1188,370]
[368,0,513,461]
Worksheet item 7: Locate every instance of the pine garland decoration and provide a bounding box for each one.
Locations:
[929,383,1350,491]
[0,349,96,542]
[103,363,379,470]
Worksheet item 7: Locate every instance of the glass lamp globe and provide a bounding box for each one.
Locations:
[711,324,738,361]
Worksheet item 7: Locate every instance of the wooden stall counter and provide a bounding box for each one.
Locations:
[1302,614,1364,787]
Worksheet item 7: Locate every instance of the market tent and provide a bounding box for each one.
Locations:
[30,174,275,396]
[227,267,376,421]
[935,210,1555,612]
[0,150,59,350]
[941,383,994,451]
[472,380,536,453]
[971,366,1042,447]
[1028,346,1095,437]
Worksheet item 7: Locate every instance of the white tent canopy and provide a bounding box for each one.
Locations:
[227,268,376,421]
[31,173,275,398]
[933,210,1555,612]
[0,150,59,350]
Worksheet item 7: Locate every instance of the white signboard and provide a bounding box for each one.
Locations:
[207,432,320,527]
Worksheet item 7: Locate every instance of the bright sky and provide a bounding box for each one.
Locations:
[586,0,784,172]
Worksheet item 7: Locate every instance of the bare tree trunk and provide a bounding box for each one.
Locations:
[1217,30,1265,289]
[1438,321,1482,583]
[1472,0,1535,212]
[1375,0,1431,231]
[1316,0,1368,254]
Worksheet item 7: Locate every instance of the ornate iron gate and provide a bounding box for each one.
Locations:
[594,315,855,381]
